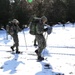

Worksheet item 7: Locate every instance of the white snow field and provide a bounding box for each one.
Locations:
[0,23,75,75]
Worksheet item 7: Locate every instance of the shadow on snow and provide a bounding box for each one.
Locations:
[1,54,24,74]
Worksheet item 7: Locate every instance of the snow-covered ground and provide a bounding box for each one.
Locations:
[0,23,75,75]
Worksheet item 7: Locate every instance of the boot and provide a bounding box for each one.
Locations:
[34,44,38,46]
[16,48,21,54]
[16,51,21,54]
[37,56,44,61]
[35,50,38,55]
[10,46,14,51]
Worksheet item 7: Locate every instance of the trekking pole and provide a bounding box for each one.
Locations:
[44,32,48,42]
[42,32,48,57]
[23,29,28,50]
[46,33,48,42]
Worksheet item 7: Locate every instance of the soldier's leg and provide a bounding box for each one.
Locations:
[34,38,36,44]
[15,35,21,53]
[36,35,46,61]
[38,35,46,55]
[34,37,38,46]
[11,44,15,51]
[38,40,46,56]
[10,36,16,51]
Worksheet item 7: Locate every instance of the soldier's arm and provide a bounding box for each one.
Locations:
[17,25,22,32]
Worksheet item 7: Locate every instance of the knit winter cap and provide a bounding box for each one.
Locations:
[12,19,19,24]
[41,16,47,22]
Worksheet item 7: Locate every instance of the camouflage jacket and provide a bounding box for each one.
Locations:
[36,22,44,35]
[6,23,21,36]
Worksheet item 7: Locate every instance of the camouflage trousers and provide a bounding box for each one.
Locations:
[36,34,46,57]
[34,36,37,44]
[11,34,19,51]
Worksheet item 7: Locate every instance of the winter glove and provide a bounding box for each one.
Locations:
[47,26,52,34]
[44,28,48,32]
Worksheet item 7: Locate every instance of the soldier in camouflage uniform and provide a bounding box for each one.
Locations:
[35,16,48,61]
[9,19,21,54]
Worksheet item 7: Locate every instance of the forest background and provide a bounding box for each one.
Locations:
[0,0,75,28]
